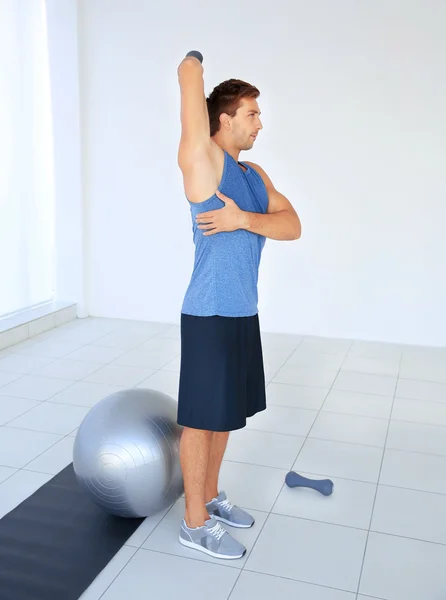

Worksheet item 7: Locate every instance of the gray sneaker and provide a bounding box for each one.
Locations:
[179,516,246,560]
[206,491,255,528]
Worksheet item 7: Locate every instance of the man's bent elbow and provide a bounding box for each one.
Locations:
[290,216,302,240]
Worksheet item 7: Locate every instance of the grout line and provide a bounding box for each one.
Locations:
[94,501,183,600]
[134,544,243,571]
[227,339,306,598]
[237,564,359,596]
[95,545,139,600]
[232,342,349,597]
[354,344,402,596]
[268,346,353,521]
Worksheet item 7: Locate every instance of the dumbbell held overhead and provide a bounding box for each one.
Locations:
[185,50,203,63]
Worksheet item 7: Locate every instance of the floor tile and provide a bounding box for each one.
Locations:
[11,339,86,359]
[0,371,22,387]
[402,346,446,363]
[399,362,446,384]
[341,355,400,377]
[111,319,171,336]
[260,331,303,350]
[136,370,180,399]
[396,378,446,403]
[49,380,125,407]
[359,532,446,600]
[2,319,444,599]
[143,496,267,568]
[273,364,339,388]
[32,358,103,381]
[309,413,388,447]
[111,347,178,370]
[392,397,446,426]
[155,324,180,340]
[246,405,317,436]
[92,330,155,350]
[333,372,397,396]
[294,439,383,483]
[263,360,284,383]
[230,571,356,600]
[6,401,90,435]
[262,346,294,365]
[0,353,54,374]
[159,356,180,372]
[0,465,17,484]
[219,460,287,512]
[322,389,393,419]
[100,548,240,600]
[84,364,156,387]
[0,396,41,425]
[125,505,173,548]
[0,469,53,518]
[0,374,75,401]
[85,317,163,334]
[371,484,446,544]
[285,349,345,370]
[64,344,127,364]
[273,472,376,529]
[79,546,138,600]
[386,420,446,456]
[25,436,75,474]
[299,336,352,355]
[132,337,181,355]
[380,448,446,494]
[266,382,329,410]
[245,513,366,592]
[58,318,119,339]
[46,326,107,346]
[225,428,304,470]
[0,426,63,468]
[348,340,402,360]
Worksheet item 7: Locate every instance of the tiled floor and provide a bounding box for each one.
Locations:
[1,317,446,599]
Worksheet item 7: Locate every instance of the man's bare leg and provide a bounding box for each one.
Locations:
[180,426,213,528]
[204,431,230,504]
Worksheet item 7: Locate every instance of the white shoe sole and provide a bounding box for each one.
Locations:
[213,515,254,529]
[179,535,245,560]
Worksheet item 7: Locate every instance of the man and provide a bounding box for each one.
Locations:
[176,51,301,560]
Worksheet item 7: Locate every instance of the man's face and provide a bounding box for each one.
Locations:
[229,98,263,151]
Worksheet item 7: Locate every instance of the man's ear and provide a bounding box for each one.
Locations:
[220,113,231,130]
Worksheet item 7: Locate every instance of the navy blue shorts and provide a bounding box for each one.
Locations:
[177,313,266,432]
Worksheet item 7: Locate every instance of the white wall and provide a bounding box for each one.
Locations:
[78,0,446,346]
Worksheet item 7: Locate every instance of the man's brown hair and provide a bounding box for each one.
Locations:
[206,79,260,137]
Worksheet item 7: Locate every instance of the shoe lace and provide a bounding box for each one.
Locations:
[208,521,226,541]
[218,498,234,512]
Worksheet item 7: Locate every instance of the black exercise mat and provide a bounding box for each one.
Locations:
[0,463,144,600]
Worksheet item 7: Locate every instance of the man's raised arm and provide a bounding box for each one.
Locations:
[177,51,211,168]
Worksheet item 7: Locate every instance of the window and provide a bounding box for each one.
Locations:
[0,0,55,317]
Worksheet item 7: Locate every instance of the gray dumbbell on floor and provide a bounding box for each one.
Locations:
[285,472,334,496]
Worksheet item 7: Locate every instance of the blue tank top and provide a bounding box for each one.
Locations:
[181,151,268,317]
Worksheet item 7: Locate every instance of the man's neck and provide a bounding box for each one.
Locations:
[211,135,240,163]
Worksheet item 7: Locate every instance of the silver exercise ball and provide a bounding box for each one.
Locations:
[72,388,184,518]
